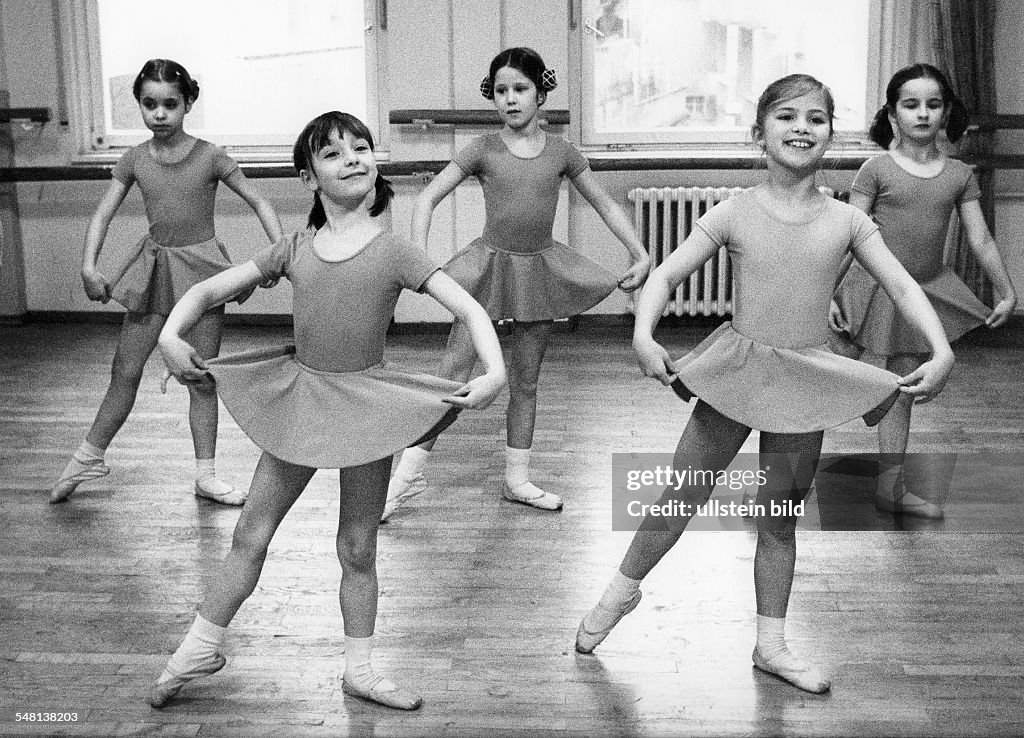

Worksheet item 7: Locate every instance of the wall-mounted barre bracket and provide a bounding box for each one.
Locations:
[389,109,570,127]
[0,107,51,124]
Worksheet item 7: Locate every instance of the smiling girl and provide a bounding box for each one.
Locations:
[149,111,504,710]
[576,74,955,693]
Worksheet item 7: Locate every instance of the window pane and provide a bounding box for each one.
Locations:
[95,0,365,144]
[589,0,870,139]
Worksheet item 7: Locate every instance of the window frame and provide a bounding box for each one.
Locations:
[61,0,384,163]
[576,0,890,149]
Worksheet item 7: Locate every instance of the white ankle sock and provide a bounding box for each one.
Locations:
[74,440,106,464]
[505,446,531,488]
[159,615,226,684]
[755,614,787,660]
[393,448,431,482]
[344,635,397,692]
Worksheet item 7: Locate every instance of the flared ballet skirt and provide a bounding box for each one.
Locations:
[111,236,251,316]
[671,322,901,433]
[442,238,620,322]
[207,344,462,469]
[835,263,988,355]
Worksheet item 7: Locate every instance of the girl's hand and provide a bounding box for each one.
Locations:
[633,335,677,385]
[986,295,1016,328]
[444,371,506,410]
[158,334,210,386]
[897,351,954,404]
[81,268,112,303]
[618,255,651,293]
[828,299,849,333]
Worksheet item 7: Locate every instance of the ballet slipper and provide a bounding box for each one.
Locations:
[380,473,428,522]
[502,481,562,511]
[148,652,227,708]
[50,459,110,503]
[752,647,831,693]
[575,590,642,654]
[194,477,246,506]
[875,490,944,519]
[342,675,422,710]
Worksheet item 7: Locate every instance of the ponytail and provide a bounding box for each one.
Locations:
[370,174,394,217]
[868,106,895,149]
[307,192,327,230]
[945,97,971,143]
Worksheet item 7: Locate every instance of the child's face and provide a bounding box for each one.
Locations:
[492,65,541,129]
[137,80,191,138]
[302,128,377,206]
[756,90,832,171]
[891,77,946,145]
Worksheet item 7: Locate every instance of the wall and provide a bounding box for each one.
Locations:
[994,0,1024,295]
[1,0,1021,320]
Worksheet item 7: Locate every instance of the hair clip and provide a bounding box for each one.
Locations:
[541,68,558,92]
[479,76,494,100]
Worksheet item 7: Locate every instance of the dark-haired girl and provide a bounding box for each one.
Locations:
[831,63,1016,518]
[51,58,283,505]
[150,111,505,710]
[383,47,649,518]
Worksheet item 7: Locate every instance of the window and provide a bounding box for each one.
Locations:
[580,0,876,146]
[66,0,377,156]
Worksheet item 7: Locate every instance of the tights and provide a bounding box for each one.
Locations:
[619,400,823,618]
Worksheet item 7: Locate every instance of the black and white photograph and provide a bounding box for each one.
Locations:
[2,0,1022,735]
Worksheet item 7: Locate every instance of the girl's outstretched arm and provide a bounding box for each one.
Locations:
[222,169,284,243]
[632,228,720,385]
[853,233,955,402]
[421,271,506,410]
[81,179,132,302]
[411,163,468,249]
[570,169,650,291]
[158,262,265,383]
[958,199,1017,327]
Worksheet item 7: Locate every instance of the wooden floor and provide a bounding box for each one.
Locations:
[2,318,1023,737]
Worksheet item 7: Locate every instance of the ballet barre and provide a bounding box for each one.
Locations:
[3,153,1022,184]
[389,109,569,128]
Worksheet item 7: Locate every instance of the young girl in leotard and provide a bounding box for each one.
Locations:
[383,47,649,518]
[577,75,954,694]
[831,63,1016,518]
[51,59,282,505]
[149,111,505,710]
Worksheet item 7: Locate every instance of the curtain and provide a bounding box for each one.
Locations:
[934,0,997,303]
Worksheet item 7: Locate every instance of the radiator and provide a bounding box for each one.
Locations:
[629,186,846,316]
[628,186,743,316]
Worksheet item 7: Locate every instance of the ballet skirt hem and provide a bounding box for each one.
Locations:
[670,322,901,433]
[207,344,462,468]
[442,237,620,321]
[834,265,989,355]
[110,235,252,316]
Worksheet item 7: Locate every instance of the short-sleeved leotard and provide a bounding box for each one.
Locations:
[672,189,900,433]
[109,138,246,315]
[206,230,462,468]
[834,154,989,354]
[442,133,620,321]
